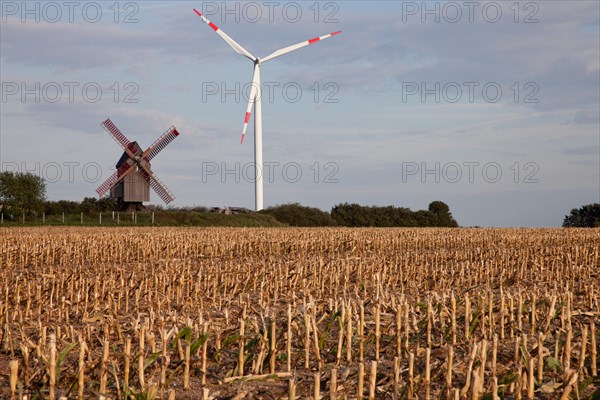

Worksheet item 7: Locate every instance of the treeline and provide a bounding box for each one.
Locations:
[563,203,600,227]
[2,171,459,227]
[263,201,458,227]
[43,197,117,215]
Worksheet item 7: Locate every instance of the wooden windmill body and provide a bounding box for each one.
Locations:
[110,141,150,211]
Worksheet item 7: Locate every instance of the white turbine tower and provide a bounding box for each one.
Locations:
[193,8,341,211]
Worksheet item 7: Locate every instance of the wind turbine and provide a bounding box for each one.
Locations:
[193,7,341,211]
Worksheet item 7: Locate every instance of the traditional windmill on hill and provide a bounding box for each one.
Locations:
[96,118,180,212]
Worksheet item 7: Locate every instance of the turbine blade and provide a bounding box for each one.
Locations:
[193,8,256,62]
[95,161,136,197]
[241,65,260,144]
[261,30,342,63]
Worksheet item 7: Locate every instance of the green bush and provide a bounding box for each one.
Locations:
[330,201,458,227]
[262,203,337,227]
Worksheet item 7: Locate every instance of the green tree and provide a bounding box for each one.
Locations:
[0,171,46,215]
[428,201,458,227]
[563,203,600,227]
[331,201,459,227]
[97,197,117,212]
[262,203,337,226]
[80,197,98,214]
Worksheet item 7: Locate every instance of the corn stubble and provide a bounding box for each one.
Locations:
[0,227,598,399]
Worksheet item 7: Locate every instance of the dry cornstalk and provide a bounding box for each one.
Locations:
[314,371,321,400]
[559,371,579,400]
[289,376,296,400]
[202,324,208,385]
[78,339,86,399]
[139,326,145,390]
[239,317,245,376]
[368,361,377,400]
[336,304,345,366]
[446,346,454,399]
[99,335,109,399]
[578,324,588,379]
[9,359,18,400]
[471,366,481,400]
[461,342,478,397]
[537,332,544,382]
[563,327,572,379]
[451,294,457,345]
[224,371,293,383]
[330,368,338,400]
[49,334,56,400]
[408,352,414,400]
[591,321,597,377]
[527,357,534,399]
[124,337,131,388]
[375,303,381,361]
[287,304,292,372]
[425,347,431,400]
[358,362,365,400]
[270,317,277,374]
[184,341,190,389]
[359,301,364,362]
[393,356,400,400]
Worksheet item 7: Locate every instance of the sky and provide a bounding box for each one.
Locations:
[1,0,599,227]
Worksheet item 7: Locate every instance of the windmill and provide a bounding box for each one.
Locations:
[96,118,180,212]
[193,7,341,211]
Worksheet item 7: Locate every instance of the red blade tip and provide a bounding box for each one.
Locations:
[193,8,202,17]
[331,31,342,36]
[240,134,245,144]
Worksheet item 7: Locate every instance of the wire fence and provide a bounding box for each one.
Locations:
[0,211,156,226]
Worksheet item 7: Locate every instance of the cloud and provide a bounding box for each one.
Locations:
[562,145,600,156]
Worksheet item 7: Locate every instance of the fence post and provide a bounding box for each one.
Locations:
[99,213,102,225]
[117,213,120,225]
[22,212,25,224]
[112,211,115,220]
[152,212,155,225]
[134,212,137,224]
[62,212,65,224]
[43,212,46,224]
[80,212,83,224]
[1,213,3,224]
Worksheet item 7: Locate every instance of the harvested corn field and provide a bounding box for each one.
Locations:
[0,227,598,399]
